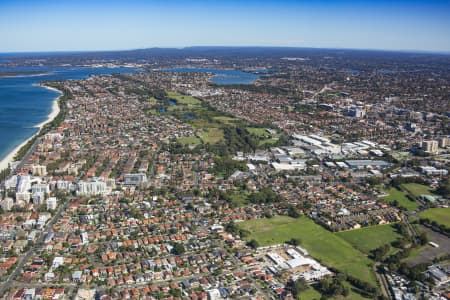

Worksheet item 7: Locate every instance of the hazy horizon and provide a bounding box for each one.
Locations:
[1,45,450,56]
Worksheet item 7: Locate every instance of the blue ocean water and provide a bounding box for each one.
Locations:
[0,66,139,162]
[164,68,258,85]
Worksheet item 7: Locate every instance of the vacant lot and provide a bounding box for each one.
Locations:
[419,208,450,227]
[380,187,419,211]
[238,216,376,286]
[336,224,401,253]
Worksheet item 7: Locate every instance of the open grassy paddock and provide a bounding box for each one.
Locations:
[238,216,377,286]
[401,183,435,198]
[380,187,419,212]
[336,224,401,253]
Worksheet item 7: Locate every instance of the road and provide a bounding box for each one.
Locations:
[375,264,392,300]
[147,145,161,183]
[15,137,42,171]
[0,199,70,297]
[1,137,42,191]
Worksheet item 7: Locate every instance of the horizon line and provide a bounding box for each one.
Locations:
[1,45,450,56]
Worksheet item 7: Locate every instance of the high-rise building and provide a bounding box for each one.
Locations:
[46,197,58,210]
[439,137,449,148]
[1,198,14,211]
[31,165,47,176]
[422,140,438,154]
[77,178,107,196]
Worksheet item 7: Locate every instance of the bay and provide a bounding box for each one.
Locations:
[0,66,139,162]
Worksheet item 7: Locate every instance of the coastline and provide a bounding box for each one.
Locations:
[0,84,62,172]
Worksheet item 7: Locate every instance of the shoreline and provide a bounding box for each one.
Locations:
[0,84,62,172]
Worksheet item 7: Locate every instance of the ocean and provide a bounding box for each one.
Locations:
[0,66,139,163]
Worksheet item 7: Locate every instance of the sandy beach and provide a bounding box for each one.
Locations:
[0,85,62,172]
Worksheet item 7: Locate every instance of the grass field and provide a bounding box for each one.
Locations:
[296,285,370,300]
[336,224,401,253]
[147,109,159,115]
[213,116,240,125]
[167,91,201,105]
[176,136,202,145]
[297,287,321,300]
[401,183,435,198]
[246,127,281,147]
[238,216,376,286]
[147,97,158,104]
[419,208,450,227]
[200,128,224,144]
[380,187,419,212]
[246,127,271,137]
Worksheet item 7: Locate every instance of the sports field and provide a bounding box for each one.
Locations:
[238,216,377,286]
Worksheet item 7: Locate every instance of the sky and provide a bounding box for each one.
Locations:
[0,0,450,53]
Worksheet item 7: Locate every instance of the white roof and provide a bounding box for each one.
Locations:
[287,257,315,268]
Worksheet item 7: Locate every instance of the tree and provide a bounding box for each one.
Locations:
[247,239,259,249]
[370,244,390,261]
[286,238,301,246]
[288,205,300,218]
[436,179,450,198]
[418,232,428,245]
[287,278,309,297]
[171,242,185,255]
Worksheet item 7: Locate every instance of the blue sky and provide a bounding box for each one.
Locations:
[0,0,449,52]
